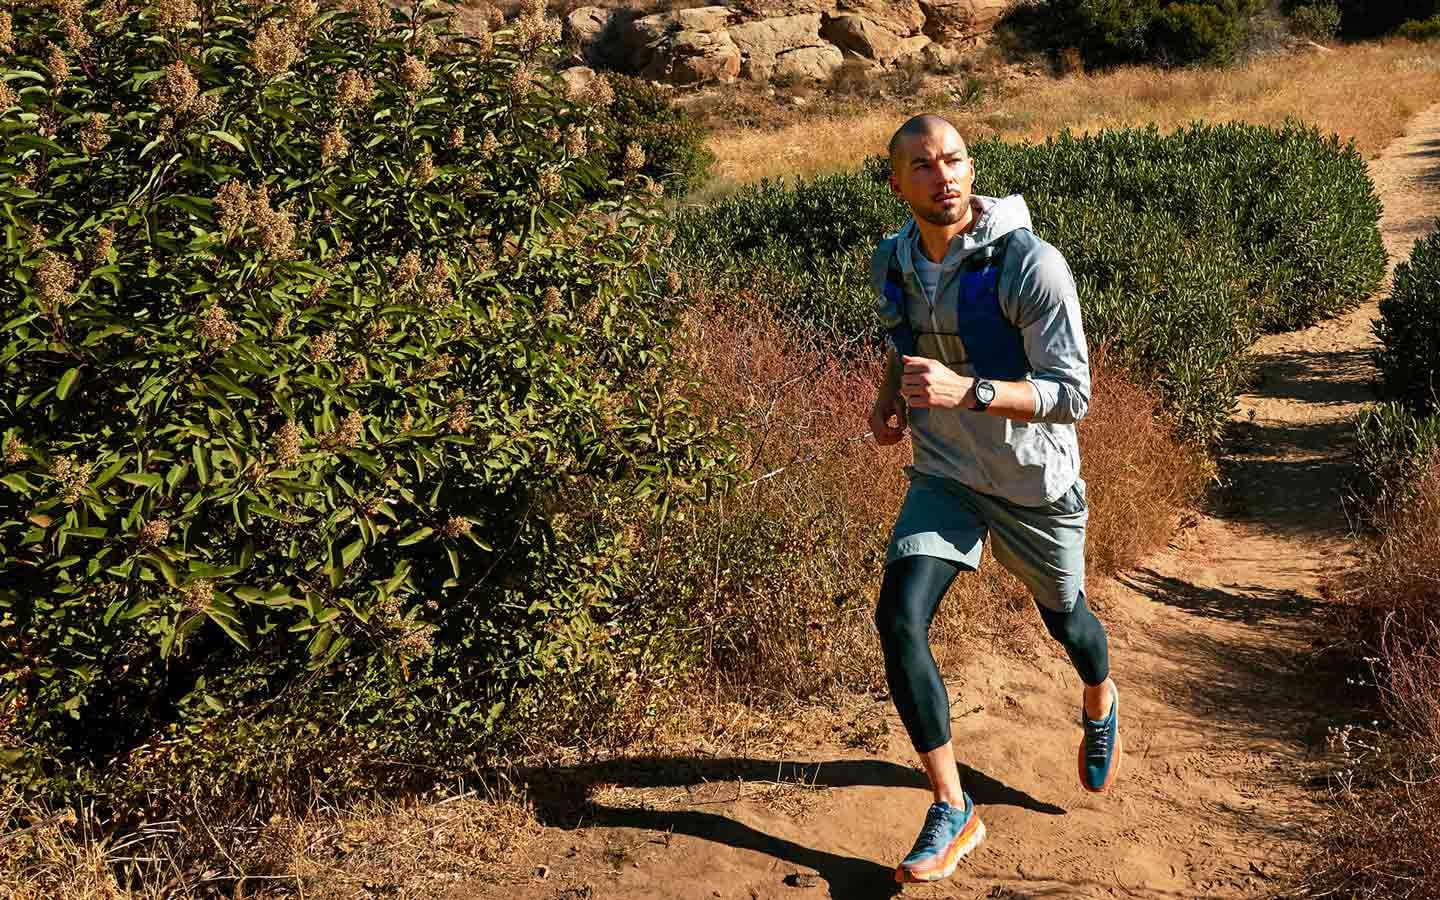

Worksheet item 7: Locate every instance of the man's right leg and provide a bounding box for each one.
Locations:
[876,555,985,882]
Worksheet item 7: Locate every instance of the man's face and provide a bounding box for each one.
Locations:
[888,127,974,227]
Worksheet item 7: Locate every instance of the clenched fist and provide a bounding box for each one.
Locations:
[869,392,908,445]
[899,355,974,410]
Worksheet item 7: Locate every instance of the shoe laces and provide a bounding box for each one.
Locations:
[916,802,952,848]
[1084,717,1112,762]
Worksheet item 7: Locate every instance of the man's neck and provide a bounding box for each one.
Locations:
[915,198,981,263]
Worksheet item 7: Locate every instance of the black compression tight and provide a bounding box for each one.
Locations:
[875,555,1111,753]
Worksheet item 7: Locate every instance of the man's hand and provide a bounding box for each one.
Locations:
[869,392,908,445]
[900,355,974,409]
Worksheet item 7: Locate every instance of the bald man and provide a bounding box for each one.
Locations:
[868,114,1120,884]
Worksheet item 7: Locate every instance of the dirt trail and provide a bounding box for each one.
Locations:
[456,107,1440,900]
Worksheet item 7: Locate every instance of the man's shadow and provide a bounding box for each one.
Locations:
[513,755,1066,899]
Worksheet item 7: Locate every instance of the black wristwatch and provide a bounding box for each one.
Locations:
[971,379,996,412]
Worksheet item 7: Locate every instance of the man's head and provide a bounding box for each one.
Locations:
[887,114,975,228]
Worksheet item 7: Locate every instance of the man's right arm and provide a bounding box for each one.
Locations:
[870,343,908,445]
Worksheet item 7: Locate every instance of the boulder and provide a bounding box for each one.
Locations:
[729,13,826,80]
[917,0,1010,43]
[834,0,926,36]
[772,43,844,81]
[641,29,743,85]
[559,65,598,99]
[920,40,963,70]
[894,33,934,63]
[627,5,735,71]
[821,13,903,61]
[566,6,615,65]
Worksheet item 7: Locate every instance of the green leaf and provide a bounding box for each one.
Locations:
[120,473,165,490]
[207,130,246,152]
[56,367,80,400]
[396,527,433,546]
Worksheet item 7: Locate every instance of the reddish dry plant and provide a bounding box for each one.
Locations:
[1300,460,1440,900]
[666,291,1201,702]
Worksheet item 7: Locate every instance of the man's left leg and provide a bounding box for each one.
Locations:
[976,479,1122,793]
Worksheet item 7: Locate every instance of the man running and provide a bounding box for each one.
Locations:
[868,114,1120,884]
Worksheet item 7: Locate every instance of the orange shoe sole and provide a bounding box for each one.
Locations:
[894,813,986,883]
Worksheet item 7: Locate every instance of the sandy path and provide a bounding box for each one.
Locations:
[453,106,1440,900]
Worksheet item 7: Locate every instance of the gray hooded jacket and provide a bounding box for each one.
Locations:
[871,194,1090,506]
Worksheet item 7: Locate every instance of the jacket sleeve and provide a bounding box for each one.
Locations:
[871,237,907,354]
[1005,239,1091,424]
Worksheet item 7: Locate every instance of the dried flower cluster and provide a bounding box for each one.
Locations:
[308,329,337,362]
[154,60,199,112]
[34,251,77,307]
[400,54,433,93]
[446,400,470,434]
[394,250,421,284]
[564,126,588,158]
[252,19,301,79]
[50,456,92,505]
[272,421,302,467]
[4,436,25,466]
[152,0,198,31]
[347,0,387,33]
[514,4,561,56]
[449,125,465,149]
[342,356,365,383]
[213,182,295,255]
[416,353,452,379]
[331,409,363,447]
[180,580,213,612]
[538,169,562,198]
[422,258,452,308]
[0,82,17,112]
[0,11,12,55]
[197,305,238,351]
[471,238,495,270]
[479,130,499,158]
[508,62,533,97]
[46,44,70,90]
[585,74,615,109]
[138,517,171,548]
[414,154,435,185]
[272,311,291,338]
[623,142,646,173]
[441,515,469,538]
[320,122,349,165]
[335,71,374,109]
[543,286,562,313]
[394,621,436,660]
[90,225,116,267]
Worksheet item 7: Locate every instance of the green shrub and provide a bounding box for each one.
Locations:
[0,0,730,806]
[1038,0,1263,68]
[1352,402,1440,514]
[601,74,714,199]
[677,122,1384,445]
[1398,12,1440,39]
[1337,0,1439,37]
[1376,224,1440,417]
[1287,2,1343,38]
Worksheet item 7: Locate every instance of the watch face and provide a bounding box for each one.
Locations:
[976,381,996,403]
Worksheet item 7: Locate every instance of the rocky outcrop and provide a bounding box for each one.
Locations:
[561,1,1008,87]
[917,0,1010,43]
[729,14,827,81]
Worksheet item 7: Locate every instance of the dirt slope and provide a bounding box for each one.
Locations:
[452,105,1440,900]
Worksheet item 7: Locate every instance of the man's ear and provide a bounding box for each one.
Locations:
[888,172,903,198]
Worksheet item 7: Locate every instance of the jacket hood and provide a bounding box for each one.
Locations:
[896,194,1033,273]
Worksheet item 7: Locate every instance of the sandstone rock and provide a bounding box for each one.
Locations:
[566,6,615,65]
[641,29,742,85]
[834,0,926,36]
[559,65,597,99]
[729,13,826,81]
[917,0,1010,43]
[772,43,844,81]
[821,13,902,61]
[627,6,735,72]
[920,40,963,70]
[894,33,934,63]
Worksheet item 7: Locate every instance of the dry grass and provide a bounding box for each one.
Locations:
[0,779,539,900]
[700,39,1440,196]
[1301,460,1440,899]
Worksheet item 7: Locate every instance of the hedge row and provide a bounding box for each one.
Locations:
[677,121,1386,445]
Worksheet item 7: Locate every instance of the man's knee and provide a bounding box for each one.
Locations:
[874,593,927,647]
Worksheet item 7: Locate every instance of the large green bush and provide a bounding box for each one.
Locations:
[0,0,729,805]
[677,122,1385,445]
[1376,224,1440,417]
[1352,402,1440,516]
[601,74,713,199]
[1037,0,1263,68]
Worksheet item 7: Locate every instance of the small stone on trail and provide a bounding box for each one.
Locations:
[784,872,821,888]
[535,864,549,879]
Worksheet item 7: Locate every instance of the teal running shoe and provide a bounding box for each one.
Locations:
[1079,683,1122,793]
[894,794,986,883]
